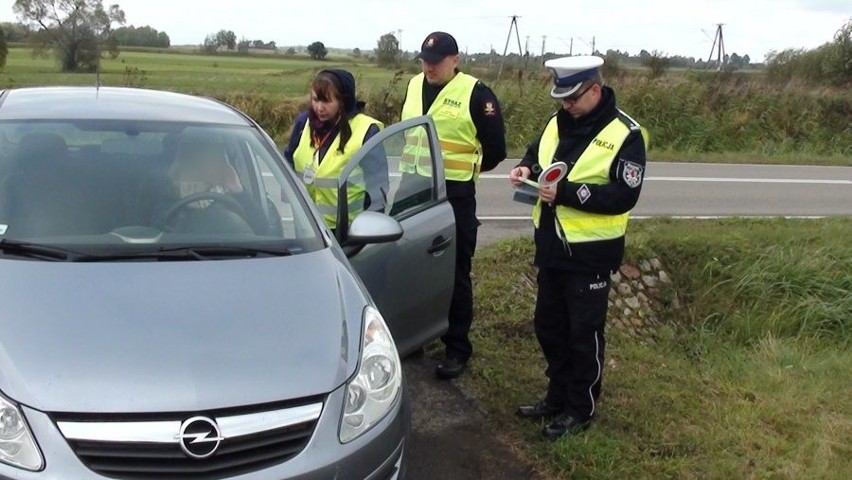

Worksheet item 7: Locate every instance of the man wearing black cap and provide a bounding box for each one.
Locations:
[509,56,647,439]
[401,32,506,379]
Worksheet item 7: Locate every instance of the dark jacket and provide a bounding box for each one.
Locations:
[517,86,647,273]
[282,68,390,214]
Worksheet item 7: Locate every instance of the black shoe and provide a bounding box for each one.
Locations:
[435,357,467,380]
[516,399,562,420]
[542,413,592,440]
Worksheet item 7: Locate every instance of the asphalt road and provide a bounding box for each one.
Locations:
[476,161,852,246]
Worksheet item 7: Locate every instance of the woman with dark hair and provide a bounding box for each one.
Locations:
[284,69,387,230]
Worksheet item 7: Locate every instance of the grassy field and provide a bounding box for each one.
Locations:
[0,47,392,99]
[457,218,851,479]
[1,47,850,165]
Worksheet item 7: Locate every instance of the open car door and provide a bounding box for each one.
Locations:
[337,116,455,356]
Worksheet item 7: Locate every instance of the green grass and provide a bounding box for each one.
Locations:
[1,47,850,165]
[0,48,396,100]
[456,218,851,479]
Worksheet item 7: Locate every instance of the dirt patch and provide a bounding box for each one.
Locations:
[404,353,539,480]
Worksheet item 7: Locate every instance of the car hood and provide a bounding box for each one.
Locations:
[0,249,365,413]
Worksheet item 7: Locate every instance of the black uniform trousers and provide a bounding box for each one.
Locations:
[534,267,611,420]
[441,195,478,361]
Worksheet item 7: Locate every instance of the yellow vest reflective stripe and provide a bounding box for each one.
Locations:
[292,114,383,228]
[532,113,639,243]
[400,72,482,181]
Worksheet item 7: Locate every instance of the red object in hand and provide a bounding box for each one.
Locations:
[545,169,562,183]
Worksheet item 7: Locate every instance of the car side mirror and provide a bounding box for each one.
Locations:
[344,211,403,246]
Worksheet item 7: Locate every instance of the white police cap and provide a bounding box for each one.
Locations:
[544,55,604,99]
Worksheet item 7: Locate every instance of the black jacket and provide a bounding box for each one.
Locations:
[517,86,646,273]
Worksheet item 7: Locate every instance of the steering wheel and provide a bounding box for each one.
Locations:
[156,192,249,232]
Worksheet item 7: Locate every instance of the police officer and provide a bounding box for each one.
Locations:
[401,32,506,379]
[509,56,647,439]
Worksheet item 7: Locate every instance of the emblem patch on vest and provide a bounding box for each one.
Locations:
[484,102,497,116]
[622,161,644,188]
[577,184,591,204]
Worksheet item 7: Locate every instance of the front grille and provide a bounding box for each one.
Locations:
[54,399,323,479]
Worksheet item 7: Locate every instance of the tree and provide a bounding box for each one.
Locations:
[0,26,7,69]
[307,41,327,60]
[641,50,671,78]
[200,29,237,54]
[237,38,250,54]
[0,21,33,42]
[822,19,852,85]
[201,33,218,54]
[351,47,361,58]
[14,0,126,72]
[113,25,170,48]
[215,29,236,50]
[376,32,399,66]
[105,32,118,59]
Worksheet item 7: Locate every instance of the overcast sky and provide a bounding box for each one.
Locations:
[1,0,848,61]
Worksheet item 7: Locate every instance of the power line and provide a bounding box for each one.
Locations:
[706,23,726,70]
[496,15,524,84]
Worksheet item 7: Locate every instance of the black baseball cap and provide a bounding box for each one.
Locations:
[416,32,459,63]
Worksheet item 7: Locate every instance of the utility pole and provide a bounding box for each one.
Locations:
[496,15,524,84]
[707,23,726,70]
[541,35,546,58]
[570,37,573,55]
[592,36,596,55]
[397,29,403,62]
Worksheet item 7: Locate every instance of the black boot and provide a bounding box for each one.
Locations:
[435,356,467,380]
[542,413,592,440]
[516,399,562,420]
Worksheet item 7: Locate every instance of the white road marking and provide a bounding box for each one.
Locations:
[476,173,851,185]
[267,171,850,185]
[645,176,851,185]
[478,215,828,221]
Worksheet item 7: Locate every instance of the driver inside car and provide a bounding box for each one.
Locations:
[137,138,265,235]
[170,140,244,202]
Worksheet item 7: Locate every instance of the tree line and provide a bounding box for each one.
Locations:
[1,1,848,88]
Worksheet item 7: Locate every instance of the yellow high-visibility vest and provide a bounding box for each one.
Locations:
[532,112,644,243]
[400,72,482,182]
[293,114,383,228]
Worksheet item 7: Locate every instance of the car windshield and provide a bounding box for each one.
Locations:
[0,120,325,259]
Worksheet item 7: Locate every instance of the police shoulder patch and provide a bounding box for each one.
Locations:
[576,184,592,204]
[484,101,497,116]
[622,160,643,188]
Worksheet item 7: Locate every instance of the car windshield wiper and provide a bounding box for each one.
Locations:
[158,245,294,259]
[75,244,293,262]
[0,238,82,261]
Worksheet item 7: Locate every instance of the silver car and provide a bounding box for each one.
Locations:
[0,87,455,479]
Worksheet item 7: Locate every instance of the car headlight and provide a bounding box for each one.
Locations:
[0,394,43,471]
[339,306,401,443]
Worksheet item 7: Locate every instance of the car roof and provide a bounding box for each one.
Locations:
[0,87,252,126]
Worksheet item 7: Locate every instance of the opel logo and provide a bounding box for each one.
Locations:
[176,416,224,459]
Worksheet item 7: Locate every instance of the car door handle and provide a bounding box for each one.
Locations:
[427,235,453,255]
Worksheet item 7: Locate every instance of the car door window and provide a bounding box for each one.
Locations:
[337,118,443,233]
